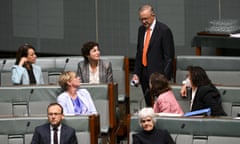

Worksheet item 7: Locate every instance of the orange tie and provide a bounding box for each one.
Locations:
[142,28,151,66]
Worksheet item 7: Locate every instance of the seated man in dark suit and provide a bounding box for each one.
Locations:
[31,102,78,144]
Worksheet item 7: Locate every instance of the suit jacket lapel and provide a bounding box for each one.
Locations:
[140,27,146,50]
[81,62,90,83]
[148,22,159,50]
[98,60,104,82]
[60,124,67,144]
[44,123,51,144]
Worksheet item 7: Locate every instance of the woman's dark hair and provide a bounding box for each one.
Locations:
[149,72,171,97]
[187,66,212,87]
[15,44,35,65]
[81,41,99,62]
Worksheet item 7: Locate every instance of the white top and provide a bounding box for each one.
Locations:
[57,89,97,115]
[190,88,197,111]
[89,64,99,84]
[182,78,197,110]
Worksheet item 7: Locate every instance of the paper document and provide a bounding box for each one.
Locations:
[230,33,240,38]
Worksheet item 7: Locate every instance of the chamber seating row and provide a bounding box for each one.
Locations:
[175,55,240,85]
[0,55,130,139]
[0,56,129,99]
[129,55,240,114]
[0,115,99,144]
[129,84,240,117]
[170,85,240,117]
[0,83,118,144]
[128,115,240,144]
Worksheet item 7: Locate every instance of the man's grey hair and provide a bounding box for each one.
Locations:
[139,4,154,13]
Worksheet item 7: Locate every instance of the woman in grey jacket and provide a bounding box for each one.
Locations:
[77,41,113,84]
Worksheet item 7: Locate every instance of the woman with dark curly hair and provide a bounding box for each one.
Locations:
[77,41,113,84]
[180,66,227,116]
[150,72,183,115]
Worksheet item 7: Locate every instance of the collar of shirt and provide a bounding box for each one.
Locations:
[149,18,156,34]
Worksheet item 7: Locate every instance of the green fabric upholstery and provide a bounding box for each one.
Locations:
[129,115,240,144]
[176,56,240,85]
[0,115,98,144]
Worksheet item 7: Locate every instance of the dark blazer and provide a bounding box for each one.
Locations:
[77,59,113,83]
[191,84,227,116]
[134,20,175,80]
[31,123,78,144]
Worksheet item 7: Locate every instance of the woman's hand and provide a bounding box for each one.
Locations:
[19,57,28,66]
[180,84,187,97]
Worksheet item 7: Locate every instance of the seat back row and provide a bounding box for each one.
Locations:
[175,55,240,85]
[0,83,117,144]
[129,84,240,117]
[171,84,240,117]
[0,56,129,98]
[128,115,240,144]
[0,115,99,144]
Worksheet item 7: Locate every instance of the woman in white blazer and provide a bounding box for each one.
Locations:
[11,44,44,85]
[57,71,97,115]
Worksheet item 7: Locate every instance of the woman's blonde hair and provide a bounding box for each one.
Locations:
[58,71,76,91]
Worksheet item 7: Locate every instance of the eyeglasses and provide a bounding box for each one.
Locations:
[48,113,62,116]
[139,15,153,22]
[140,119,152,123]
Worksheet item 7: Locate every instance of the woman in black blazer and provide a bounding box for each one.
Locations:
[181,66,227,116]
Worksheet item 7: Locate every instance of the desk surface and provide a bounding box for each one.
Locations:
[191,33,240,55]
[192,35,240,49]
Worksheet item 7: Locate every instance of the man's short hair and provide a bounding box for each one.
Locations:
[47,102,63,114]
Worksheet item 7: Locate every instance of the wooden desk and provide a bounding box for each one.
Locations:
[191,32,240,55]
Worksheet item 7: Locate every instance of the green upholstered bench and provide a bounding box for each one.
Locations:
[170,84,240,117]
[0,115,99,144]
[176,55,240,85]
[128,115,240,144]
[0,85,59,116]
[0,83,118,144]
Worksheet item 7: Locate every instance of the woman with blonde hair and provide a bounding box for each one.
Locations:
[57,71,97,115]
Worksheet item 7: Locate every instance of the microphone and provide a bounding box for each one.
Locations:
[48,58,69,84]
[23,121,31,144]
[26,89,34,116]
[25,121,31,133]
[219,89,226,95]
[62,58,69,73]
[0,59,6,86]
[181,123,185,129]
[175,123,186,143]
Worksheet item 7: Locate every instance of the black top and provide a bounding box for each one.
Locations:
[133,127,175,144]
[191,84,227,116]
[26,65,36,84]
